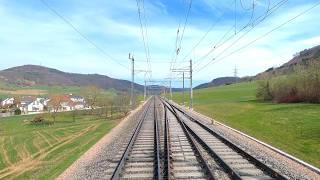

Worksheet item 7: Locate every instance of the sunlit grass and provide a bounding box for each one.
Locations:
[172,82,320,167]
[0,112,119,179]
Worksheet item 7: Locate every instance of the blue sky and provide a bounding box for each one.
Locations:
[0,0,320,87]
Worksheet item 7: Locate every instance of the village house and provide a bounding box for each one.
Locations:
[73,102,86,110]
[27,98,48,112]
[1,97,15,107]
[19,96,35,113]
[48,94,86,112]
[60,100,73,111]
[70,94,85,103]
[1,94,86,114]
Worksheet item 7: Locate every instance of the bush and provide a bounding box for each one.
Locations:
[1,109,6,113]
[14,108,21,115]
[257,60,320,103]
[30,115,52,125]
[256,80,273,101]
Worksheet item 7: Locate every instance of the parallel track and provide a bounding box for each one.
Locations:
[163,100,214,179]
[162,98,287,180]
[109,96,288,180]
[111,97,161,179]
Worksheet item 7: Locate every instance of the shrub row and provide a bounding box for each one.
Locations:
[257,60,320,103]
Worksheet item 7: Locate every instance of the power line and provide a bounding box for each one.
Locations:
[141,0,152,79]
[39,0,129,70]
[195,0,320,73]
[191,0,261,69]
[168,0,193,92]
[136,0,152,80]
[170,0,193,71]
[177,0,193,54]
[177,0,235,65]
[193,0,287,70]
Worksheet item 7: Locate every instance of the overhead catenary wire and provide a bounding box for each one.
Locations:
[39,0,129,70]
[176,0,235,65]
[192,0,287,70]
[240,0,255,11]
[190,0,260,69]
[194,0,320,73]
[170,0,193,71]
[177,0,193,55]
[136,0,152,81]
[141,0,152,79]
[168,0,194,94]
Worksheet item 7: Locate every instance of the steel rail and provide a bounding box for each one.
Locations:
[111,100,152,180]
[162,100,215,180]
[168,101,287,180]
[154,97,161,180]
[163,104,171,179]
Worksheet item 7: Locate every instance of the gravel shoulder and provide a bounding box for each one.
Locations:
[173,102,320,180]
[57,101,147,180]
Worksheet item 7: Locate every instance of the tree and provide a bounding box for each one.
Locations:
[48,94,65,123]
[82,86,102,114]
[13,96,21,108]
[14,108,21,115]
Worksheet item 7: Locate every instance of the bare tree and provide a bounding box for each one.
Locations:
[48,94,65,123]
[82,86,102,114]
[13,96,21,108]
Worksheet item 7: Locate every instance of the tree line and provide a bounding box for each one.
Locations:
[257,59,320,103]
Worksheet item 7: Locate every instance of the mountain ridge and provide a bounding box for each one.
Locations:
[0,65,144,91]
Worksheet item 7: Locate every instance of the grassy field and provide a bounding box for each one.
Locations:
[0,81,116,99]
[172,82,320,168]
[0,112,120,179]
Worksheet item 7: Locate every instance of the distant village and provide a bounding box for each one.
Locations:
[0,94,87,116]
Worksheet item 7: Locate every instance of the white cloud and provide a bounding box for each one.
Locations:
[0,0,319,87]
[301,36,320,46]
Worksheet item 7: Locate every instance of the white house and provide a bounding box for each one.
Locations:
[19,96,36,113]
[27,98,45,112]
[73,102,85,110]
[43,98,50,106]
[60,101,73,111]
[70,95,85,103]
[1,98,15,107]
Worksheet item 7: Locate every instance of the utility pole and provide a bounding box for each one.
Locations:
[190,59,193,110]
[234,65,238,77]
[129,53,134,108]
[144,79,147,101]
[182,72,185,106]
[170,79,172,100]
[171,67,190,107]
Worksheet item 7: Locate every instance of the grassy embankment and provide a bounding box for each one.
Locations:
[172,82,320,167]
[0,112,120,179]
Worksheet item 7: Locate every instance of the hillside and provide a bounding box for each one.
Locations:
[195,77,240,89]
[0,65,143,91]
[195,45,320,90]
[258,45,320,77]
[172,82,320,168]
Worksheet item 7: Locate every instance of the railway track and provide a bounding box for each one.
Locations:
[110,97,161,179]
[163,100,213,179]
[109,96,289,179]
[162,98,287,180]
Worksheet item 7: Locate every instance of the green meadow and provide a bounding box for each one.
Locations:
[0,112,119,179]
[172,82,320,168]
